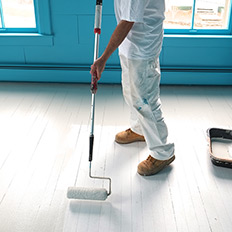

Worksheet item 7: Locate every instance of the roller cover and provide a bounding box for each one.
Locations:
[67,187,108,200]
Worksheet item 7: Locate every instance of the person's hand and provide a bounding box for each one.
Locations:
[90,56,106,81]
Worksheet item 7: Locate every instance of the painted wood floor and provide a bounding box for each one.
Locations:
[0,82,232,232]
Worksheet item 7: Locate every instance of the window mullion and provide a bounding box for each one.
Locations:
[0,0,5,28]
[227,0,232,31]
[191,0,197,30]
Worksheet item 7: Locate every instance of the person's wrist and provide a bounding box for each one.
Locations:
[100,53,109,64]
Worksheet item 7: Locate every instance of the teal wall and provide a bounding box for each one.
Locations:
[0,0,232,85]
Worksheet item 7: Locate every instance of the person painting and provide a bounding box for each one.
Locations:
[90,0,175,176]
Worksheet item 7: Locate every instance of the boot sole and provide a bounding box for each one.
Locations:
[115,137,145,144]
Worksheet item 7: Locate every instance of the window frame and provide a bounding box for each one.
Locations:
[0,0,53,46]
[164,0,232,35]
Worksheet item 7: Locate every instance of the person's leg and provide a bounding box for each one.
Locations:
[126,56,175,161]
[115,55,145,144]
[120,55,142,135]
[117,55,175,175]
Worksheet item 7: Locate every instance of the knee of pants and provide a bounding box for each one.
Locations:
[132,98,151,118]
[132,97,164,123]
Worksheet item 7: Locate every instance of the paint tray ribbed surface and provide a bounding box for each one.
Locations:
[207,128,232,168]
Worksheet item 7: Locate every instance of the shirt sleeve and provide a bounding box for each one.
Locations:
[120,0,145,23]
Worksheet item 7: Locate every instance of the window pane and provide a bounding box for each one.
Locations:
[1,0,36,28]
[164,0,194,29]
[194,0,231,29]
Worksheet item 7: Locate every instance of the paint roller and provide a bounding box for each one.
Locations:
[67,0,112,201]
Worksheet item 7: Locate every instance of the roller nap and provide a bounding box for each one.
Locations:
[67,187,108,201]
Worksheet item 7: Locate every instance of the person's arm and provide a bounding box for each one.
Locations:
[90,20,134,80]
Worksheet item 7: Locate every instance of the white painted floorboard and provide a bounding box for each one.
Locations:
[0,82,232,232]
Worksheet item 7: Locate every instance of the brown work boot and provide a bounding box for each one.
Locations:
[137,155,175,176]
[115,128,145,144]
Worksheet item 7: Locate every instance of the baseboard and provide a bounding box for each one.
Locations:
[0,65,231,85]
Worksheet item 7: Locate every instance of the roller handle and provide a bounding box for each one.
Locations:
[89,134,94,161]
[89,0,102,160]
[91,74,98,94]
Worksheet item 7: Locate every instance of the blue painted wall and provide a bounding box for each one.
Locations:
[0,0,232,85]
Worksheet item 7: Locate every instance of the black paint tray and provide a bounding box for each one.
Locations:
[207,128,232,168]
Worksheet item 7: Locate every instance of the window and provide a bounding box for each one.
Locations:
[0,0,37,32]
[0,0,52,46]
[164,0,232,34]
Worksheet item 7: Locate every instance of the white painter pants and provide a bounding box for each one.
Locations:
[120,55,175,160]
